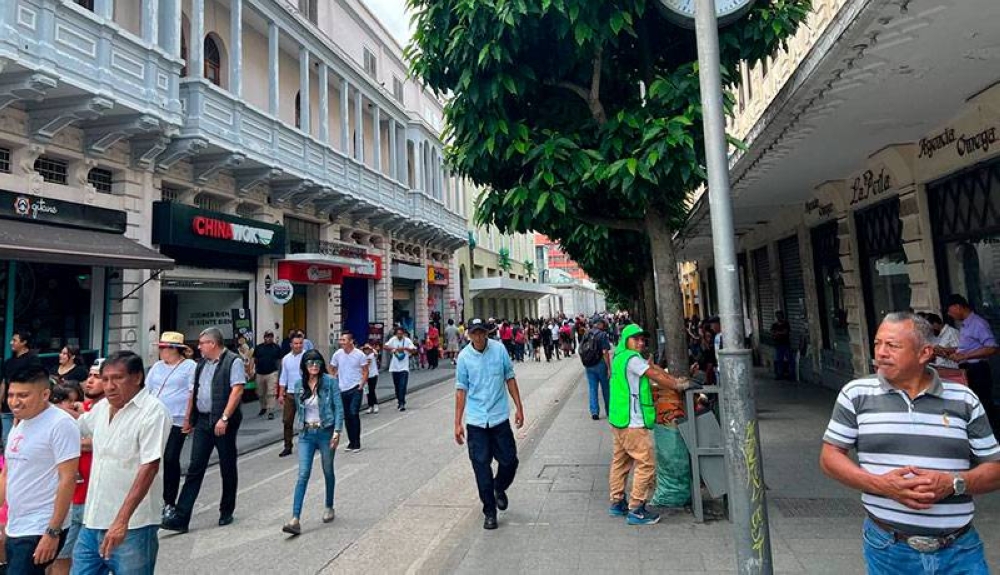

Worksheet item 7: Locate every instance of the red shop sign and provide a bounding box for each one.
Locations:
[277,261,345,285]
[344,255,383,281]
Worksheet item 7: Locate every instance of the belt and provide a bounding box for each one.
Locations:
[868,515,972,553]
[303,422,324,430]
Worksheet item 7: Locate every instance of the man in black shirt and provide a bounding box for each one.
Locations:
[1,329,42,444]
[250,331,282,419]
[771,311,793,380]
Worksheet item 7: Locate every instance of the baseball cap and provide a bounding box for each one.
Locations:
[467,318,489,333]
[264,330,274,337]
[90,358,106,374]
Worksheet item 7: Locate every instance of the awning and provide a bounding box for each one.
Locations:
[0,219,175,269]
[470,277,556,300]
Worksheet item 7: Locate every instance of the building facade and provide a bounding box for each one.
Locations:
[677,0,1000,388]
[0,0,467,370]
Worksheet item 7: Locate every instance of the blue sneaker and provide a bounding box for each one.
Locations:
[626,504,660,525]
[608,499,628,517]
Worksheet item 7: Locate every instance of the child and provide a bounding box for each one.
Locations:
[419,338,429,370]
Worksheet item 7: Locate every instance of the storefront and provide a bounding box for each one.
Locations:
[152,201,284,347]
[392,261,425,333]
[810,221,852,378]
[0,190,172,369]
[427,265,449,323]
[855,197,910,344]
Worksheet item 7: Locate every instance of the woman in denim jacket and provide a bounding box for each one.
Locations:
[282,349,344,535]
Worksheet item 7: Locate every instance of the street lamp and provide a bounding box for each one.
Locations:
[658,1,772,574]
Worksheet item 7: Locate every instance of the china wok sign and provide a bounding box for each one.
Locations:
[152,201,285,256]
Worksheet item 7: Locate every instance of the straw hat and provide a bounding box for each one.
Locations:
[158,332,191,353]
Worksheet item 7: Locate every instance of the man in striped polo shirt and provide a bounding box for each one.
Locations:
[821,312,1000,574]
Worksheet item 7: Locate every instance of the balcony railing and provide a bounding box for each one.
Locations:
[0,0,182,125]
[181,80,464,240]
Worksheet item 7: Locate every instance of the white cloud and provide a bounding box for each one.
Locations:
[361,0,414,45]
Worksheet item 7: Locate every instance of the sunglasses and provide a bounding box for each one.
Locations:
[305,359,324,368]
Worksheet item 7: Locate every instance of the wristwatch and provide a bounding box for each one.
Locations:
[221,414,230,423]
[44,527,63,538]
[952,472,967,496]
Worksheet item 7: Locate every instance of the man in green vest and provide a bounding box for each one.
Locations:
[608,323,691,525]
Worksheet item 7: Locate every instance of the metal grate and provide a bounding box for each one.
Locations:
[161,187,181,203]
[0,148,9,173]
[87,168,113,194]
[855,198,902,259]
[34,157,68,184]
[195,193,225,213]
[928,158,1000,243]
[772,497,864,518]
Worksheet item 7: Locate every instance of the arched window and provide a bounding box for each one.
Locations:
[295,92,301,129]
[180,32,188,77]
[204,36,222,86]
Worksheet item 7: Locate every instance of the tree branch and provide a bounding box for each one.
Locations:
[548,46,607,125]
[576,213,644,232]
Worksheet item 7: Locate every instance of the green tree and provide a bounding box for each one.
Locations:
[523,260,535,280]
[407,0,810,370]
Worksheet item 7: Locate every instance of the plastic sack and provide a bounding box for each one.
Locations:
[651,424,692,508]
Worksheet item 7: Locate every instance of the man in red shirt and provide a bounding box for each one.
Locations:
[427,323,441,369]
[49,359,104,575]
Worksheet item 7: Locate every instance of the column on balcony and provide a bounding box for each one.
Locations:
[159,0,182,57]
[396,125,407,183]
[94,0,113,19]
[413,137,423,192]
[388,119,398,182]
[141,0,158,44]
[444,170,451,209]
[299,46,311,135]
[372,105,382,175]
[318,64,329,144]
[340,79,350,152]
[190,0,205,79]
[268,22,279,116]
[229,0,243,97]
[354,91,364,163]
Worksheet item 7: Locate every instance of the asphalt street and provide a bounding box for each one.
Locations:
[156,356,583,574]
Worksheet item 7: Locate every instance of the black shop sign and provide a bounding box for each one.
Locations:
[0,189,126,233]
[152,201,285,256]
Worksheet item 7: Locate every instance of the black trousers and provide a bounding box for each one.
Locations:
[427,347,439,368]
[341,388,362,449]
[392,371,409,407]
[366,376,379,407]
[466,420,519,517]
[6,533,65,575]
[175,412,241,524]
[163,424,187,506]
[963,361,998,430]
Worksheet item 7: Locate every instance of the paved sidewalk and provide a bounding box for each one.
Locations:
[442,371,1000,574]
[180,364,457,470]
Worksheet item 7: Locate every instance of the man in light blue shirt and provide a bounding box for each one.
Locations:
[455,318,524,530]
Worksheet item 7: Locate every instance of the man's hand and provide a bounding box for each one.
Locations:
[181,420,193,434]
[99,519,128,560]
[454,423,465,445]
[514,409,524,429]
[329,432,341,450]
[277,394,285,406]
[877,467,936,510]
[33,533,59,565]
[910,468,956,502]
[214,419,228,437]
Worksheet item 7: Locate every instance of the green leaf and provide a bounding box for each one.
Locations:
[626,158,638,176]
[610,13,624,34]
[543,172,556,187]
[535,191,550,216]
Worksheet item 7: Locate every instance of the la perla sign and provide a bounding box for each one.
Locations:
[849,168,893,206]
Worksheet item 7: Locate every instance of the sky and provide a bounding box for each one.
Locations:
[360,0,414,46]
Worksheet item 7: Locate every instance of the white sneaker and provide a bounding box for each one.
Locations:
[367,406,374,414]
[373,404,379,414]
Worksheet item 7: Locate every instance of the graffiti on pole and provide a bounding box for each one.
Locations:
[744,420,766,571]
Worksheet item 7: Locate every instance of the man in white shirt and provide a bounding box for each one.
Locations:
[384,327,417,411]
[925,313,961,369]
[74,351,170,575]
[277,335,306,457]
[330,331,368,452]
[0,365,79,575]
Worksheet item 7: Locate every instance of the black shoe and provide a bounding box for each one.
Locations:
[218,515,234,526]
[160,517,189,533]
[495,490,508,511]
[267,412,275,420]
[591,414,599,420]
[257,409,266,417]
[483,515,498,530]
[399,406,406,411]
[278,448,292,457]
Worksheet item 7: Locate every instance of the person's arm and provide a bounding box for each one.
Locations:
[33,458,78,564]
[820,443,934,509]
[99,461,159,559]
[0,460,7,508]
[506,378,524,428]
[215,358,246,437]
[277,356,288,404]
[359,355,369,389]
[642,363,690,392]
[953,346,999,362]
[454,389,467,444]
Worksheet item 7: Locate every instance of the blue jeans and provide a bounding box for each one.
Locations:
[862,518,989,575]
[292,426,336,518]
[585,363,610,417]
[392,371,409,407]
[71,525,159,575]
[774,345,794,378]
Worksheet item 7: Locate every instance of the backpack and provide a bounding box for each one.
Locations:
[579,330,604,367]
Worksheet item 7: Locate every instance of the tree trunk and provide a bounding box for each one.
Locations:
[640,269,656,334]
[645,206,688,373]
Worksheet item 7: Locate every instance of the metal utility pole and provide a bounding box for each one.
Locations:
[693,0,773,573]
